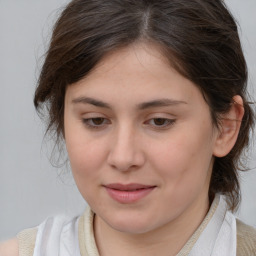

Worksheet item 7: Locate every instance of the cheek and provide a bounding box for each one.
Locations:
[150,127,214,186]
[65,136,107,201]
[150,133,214,212]
[65,126,107,182]
[67,141,103,172]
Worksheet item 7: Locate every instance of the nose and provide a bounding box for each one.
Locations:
[107,126,145,172]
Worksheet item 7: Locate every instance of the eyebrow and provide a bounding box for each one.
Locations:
[138,98,187,109]
[72,97,111,109]
[71,97,187,110]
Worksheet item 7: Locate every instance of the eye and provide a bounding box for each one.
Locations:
[82,117,110,129]
[146,118,176,128]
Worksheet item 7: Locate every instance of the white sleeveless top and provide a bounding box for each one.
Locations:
[18,195,237,256]
[33,215,81,256]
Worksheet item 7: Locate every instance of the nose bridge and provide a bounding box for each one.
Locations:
[107,122,144,171]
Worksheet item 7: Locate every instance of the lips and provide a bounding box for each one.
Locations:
[103,183,156,203]
[105,183,155,191]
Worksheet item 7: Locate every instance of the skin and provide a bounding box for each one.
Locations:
[0,42,243,256]
[63,42,244,256]
[0,238,18,256]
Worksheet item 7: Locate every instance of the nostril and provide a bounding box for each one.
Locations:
[107,151,143,171]
[107,133,145,171]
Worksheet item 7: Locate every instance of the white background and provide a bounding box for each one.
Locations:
[0,0,255,240]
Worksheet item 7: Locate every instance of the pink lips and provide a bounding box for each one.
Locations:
[104,183,156,204]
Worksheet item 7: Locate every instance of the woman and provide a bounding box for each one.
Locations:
[1,0,255,255]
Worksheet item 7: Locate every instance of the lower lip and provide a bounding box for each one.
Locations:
[105,187,155,204]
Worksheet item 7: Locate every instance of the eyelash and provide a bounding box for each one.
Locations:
[82,117,176,130]
[82,118,110,130]
[145,118,176,129]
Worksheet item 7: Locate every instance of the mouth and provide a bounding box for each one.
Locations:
[103,183,156,204]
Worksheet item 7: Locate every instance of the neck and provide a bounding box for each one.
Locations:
[94,195,210,256]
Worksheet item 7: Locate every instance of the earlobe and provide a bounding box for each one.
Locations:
[213,95,244,157]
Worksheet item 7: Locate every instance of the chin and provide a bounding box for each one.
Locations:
[111,222,151,234]
[104,213,159,234]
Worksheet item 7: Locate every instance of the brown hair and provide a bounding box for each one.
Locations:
[34,0,255,211]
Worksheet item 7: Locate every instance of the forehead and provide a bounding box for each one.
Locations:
[65,42,204,108]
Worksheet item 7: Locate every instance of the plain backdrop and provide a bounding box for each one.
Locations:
[0,0,255,240]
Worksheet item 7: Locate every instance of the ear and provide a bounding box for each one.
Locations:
[213,95,244,157]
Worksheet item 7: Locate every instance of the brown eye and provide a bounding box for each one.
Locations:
[153,118,167,126]
[82,117,110,129]
[92,118,105,125]
[145,118,176,129]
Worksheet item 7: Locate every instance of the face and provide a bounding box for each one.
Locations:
[64,43,219,235]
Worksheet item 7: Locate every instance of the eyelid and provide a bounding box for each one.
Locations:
[80,112,176,130]
[82,117,111,130]
[144,117,176,129]
[144,112,176,122]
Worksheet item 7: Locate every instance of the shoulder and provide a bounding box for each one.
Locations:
[0,238,19,256]
[0,213,85,256]
[0,227,38,256]
[236,219,256,256]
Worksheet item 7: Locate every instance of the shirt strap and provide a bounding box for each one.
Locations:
[236,219,256,256]
[17,227,37,256]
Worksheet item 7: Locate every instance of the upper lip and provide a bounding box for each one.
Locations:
[104,183,156,191]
